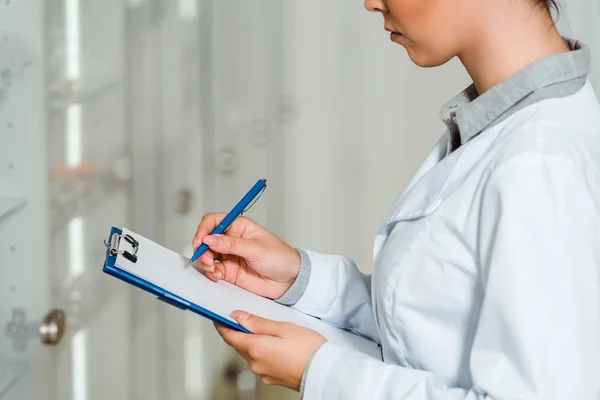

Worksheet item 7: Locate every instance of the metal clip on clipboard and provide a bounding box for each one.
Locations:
[104,232,139,263]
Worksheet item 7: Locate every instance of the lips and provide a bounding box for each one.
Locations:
[390,32,403,42]
[385,26,403,41]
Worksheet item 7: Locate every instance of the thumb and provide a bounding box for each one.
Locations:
[231,311,282,336]
[203,234,258,259]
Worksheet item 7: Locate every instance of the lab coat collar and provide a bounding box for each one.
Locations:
[441,37,590,150]
[378,37,591,237]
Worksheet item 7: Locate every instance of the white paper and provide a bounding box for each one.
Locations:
[114,227,381,359]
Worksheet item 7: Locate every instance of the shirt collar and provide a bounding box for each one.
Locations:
[440,37,591,150]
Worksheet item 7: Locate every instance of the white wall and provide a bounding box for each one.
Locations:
[556,0,600,85]
[281,1,470,272]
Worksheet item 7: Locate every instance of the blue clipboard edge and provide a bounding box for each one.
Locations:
[102,226,251,334]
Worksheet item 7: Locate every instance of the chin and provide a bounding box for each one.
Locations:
[405,48,455,68]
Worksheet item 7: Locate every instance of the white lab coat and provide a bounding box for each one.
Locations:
[292,81,600,399]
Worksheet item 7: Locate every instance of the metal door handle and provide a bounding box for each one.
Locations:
[5,308,67,351]
[39,309,66,346]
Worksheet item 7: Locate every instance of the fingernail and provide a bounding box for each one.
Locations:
[231,311,249,320]
[214,270,223,279]
[203,235,219,247]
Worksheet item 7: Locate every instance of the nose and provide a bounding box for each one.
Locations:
[364,0,388,13]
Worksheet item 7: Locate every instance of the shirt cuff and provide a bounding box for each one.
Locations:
[275,249,311,306]
[301,341,344,400]
[299,345,319,397]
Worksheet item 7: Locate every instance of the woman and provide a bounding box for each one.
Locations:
[193,0,600,398]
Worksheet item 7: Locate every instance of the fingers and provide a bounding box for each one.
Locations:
[213,321,291,389]
[193,213,260,249]
[193,213,226,273]
[193,213,227,249]
[214,323,252,354]
[193,213,262,269]
[213,323,272,373]
[231,311,286,336]
[202,234,259,260]
[193,250,215,272]
[205,262,225,281]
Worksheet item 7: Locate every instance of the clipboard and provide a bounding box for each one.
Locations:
[102,226,382,359]
[103,226,249,333]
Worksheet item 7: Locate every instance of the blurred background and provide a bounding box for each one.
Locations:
[0,0,598,399]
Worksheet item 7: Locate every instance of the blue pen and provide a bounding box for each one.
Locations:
[189,178,267,263]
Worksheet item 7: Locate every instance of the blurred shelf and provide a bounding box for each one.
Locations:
[0,178,27,223]
[0,197,26,223]
[48,78,122,111]
[0,361,28,399]
[49,163,130,234]
[53,265,126,336]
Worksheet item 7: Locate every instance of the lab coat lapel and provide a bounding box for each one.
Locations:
[373,133,454,259]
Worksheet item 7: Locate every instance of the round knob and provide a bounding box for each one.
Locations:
[39,309,66,346]
[215,148,240,174]
[249,119,271,146]
[223,360,257,399]
[278,94,302,124]
[236,370,257,394]
[177,189,193,215]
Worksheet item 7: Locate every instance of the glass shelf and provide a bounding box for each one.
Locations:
[47,78,122,112]
[0,361,28,399]
[0,197,26,222]
[52,265,125,335]
[49,161,130,234]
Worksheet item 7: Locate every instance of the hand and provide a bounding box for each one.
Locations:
[192,213,301,299]
[215,311,326,391]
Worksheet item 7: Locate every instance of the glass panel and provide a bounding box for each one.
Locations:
[45,0,133,399]
[41,0,294,398]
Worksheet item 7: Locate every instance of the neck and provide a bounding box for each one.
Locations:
[458,8,568,94]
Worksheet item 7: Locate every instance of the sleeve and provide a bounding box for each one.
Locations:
[276,249,380,343]
[276,249,313,306]
[300,154,600,400]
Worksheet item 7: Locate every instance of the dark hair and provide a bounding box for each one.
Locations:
[541,0,559,12]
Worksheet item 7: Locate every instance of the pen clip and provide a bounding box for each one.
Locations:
[241,185,267,215]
